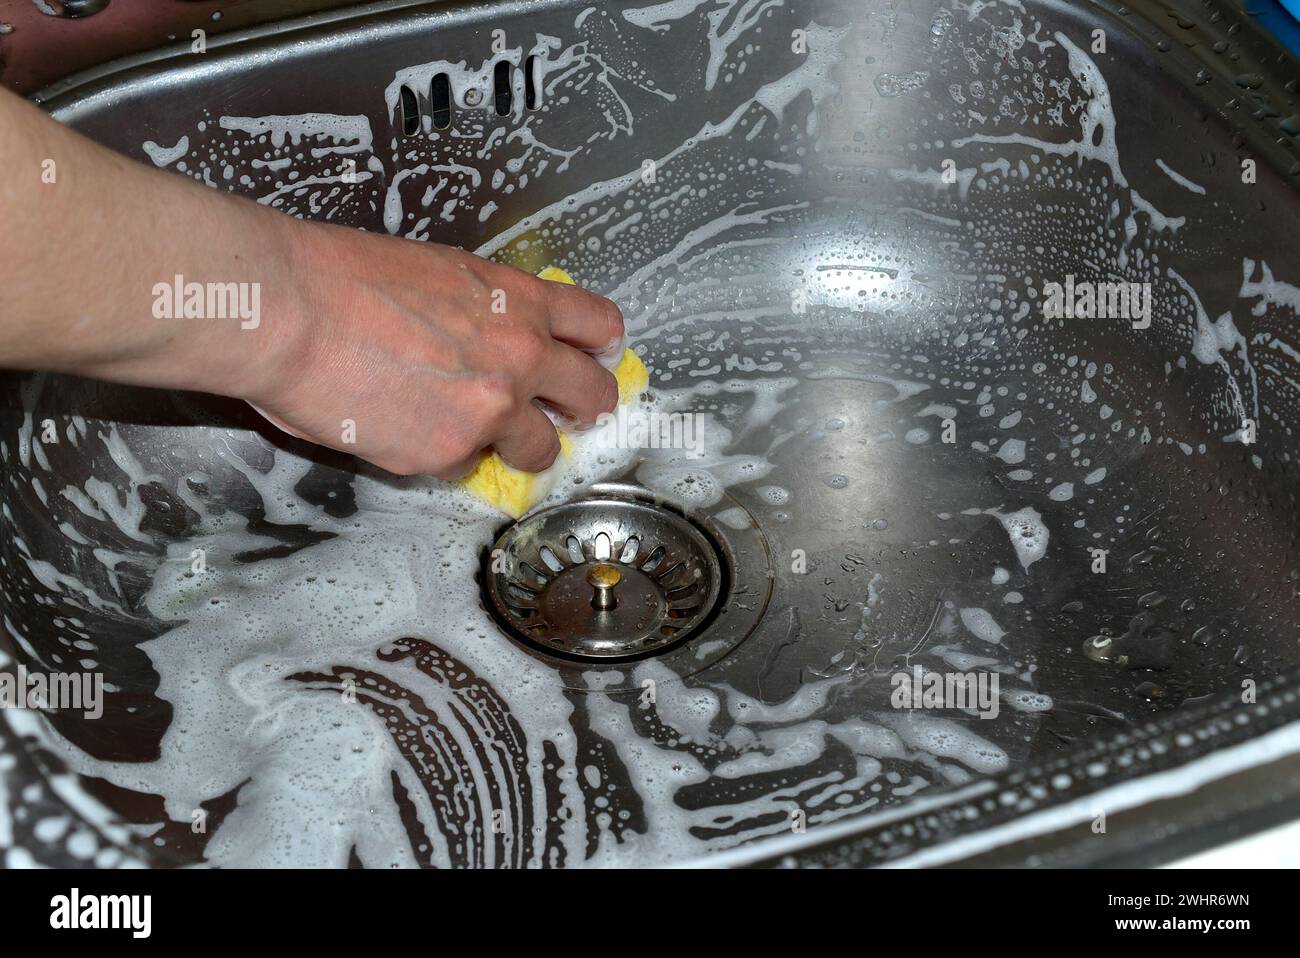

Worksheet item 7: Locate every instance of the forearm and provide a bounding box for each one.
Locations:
[0,87,303,398]
[0,87,625,480]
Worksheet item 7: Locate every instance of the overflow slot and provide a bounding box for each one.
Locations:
[399,84,419,135]
[494,60,514,116]
[430,72,452,130]
[524,54,541,110]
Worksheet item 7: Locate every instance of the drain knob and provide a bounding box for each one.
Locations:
[587,564,622,611]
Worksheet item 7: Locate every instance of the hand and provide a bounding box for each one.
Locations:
[0,85,624,480]
[247,223,624,479]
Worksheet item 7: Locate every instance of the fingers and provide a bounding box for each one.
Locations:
[541,281,626,357]
[534,343,620,429]
[428,444,487,482]
[493,402,563,473]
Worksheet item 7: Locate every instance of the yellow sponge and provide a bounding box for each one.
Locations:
[460,431,576,520]
[611,346,650,398]
[461,268,647,518]
[536,265,576,285]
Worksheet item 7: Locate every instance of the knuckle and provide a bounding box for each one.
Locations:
[598,298,625,343]
[513,326,548,364]
[594,369,619,415]
[473,374,518,430]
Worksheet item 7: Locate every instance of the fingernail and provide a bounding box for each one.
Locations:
[593,334,626,369]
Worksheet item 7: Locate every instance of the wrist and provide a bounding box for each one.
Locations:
[221,208,325,407]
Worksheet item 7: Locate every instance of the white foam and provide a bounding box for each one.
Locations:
[988,506,1049,570]
[996,439,1026,464]
[959,607,1006,645]
[1048,481,1074,501]
[142,136,190,167]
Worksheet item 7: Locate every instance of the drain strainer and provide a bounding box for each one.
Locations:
[486,497,726,660]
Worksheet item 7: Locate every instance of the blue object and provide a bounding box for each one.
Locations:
[1251,0,1300,56]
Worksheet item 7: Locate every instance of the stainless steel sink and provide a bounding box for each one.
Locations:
[4,0,1300,868]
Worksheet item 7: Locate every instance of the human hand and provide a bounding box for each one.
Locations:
[248,224,624,479]
[0,85,623,480]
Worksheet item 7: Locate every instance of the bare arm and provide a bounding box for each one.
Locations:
[0,87,623,477]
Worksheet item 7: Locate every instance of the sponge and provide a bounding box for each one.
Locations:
[461,267,647,518]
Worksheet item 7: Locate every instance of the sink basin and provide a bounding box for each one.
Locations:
[4,0,1300,868]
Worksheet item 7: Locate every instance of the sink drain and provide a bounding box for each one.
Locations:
[485,497,726,660]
